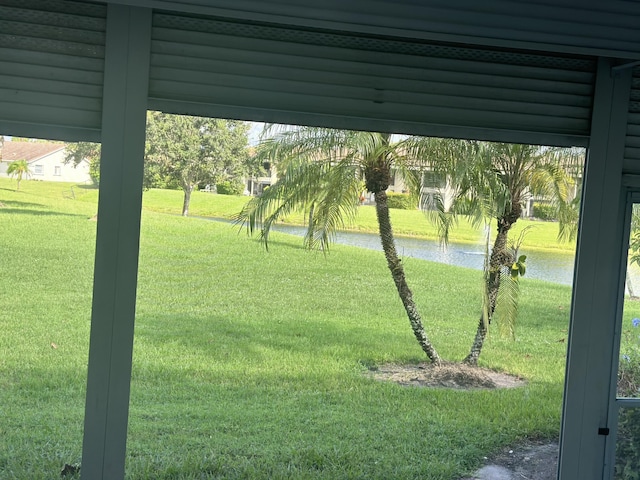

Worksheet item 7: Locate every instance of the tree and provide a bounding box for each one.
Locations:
[65,142,101,185]
[145,112,250,216]
[420,141,582,365]
[7,159,31,191]
[236,126,442,364]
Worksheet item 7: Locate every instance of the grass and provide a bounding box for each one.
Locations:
[0,177,623,479]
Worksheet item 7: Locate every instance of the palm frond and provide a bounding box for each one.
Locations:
[493,271,521,339]
[235,126,362,251]
[491,229,530,339]
[421,190,457,245]
[303,158,361,251]
[481,226,491,329]
[527,148,583,242]
[234,158,329,247]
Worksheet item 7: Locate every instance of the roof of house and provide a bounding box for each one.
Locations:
[1,141,65,163]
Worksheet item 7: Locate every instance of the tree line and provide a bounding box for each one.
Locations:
[65,111,258,216]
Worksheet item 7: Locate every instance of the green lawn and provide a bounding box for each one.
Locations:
[0,178,627,479]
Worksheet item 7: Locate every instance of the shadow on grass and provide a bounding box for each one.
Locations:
[133,312,407,371]
[0,199,47,209]
[0,207,87,218]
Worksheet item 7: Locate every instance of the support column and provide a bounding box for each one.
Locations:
[81,5,151,479]
[558,58,632,479]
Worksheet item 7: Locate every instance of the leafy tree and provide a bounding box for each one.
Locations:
[145,112,250,216]
[236,126,442,364]
[419,141,582,364]
[7,159,31,190]
[64,142,101,185]
[216,179,244,195]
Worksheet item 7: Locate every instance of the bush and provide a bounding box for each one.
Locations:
[216,180,244,195]
[386,192,417,210]
[616,317,640,479]
[532,203,557,221]
[616,408,640,479]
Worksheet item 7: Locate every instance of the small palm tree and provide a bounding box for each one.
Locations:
[7,159,31,191]
[236,126,442,364]
[417,141,582,365]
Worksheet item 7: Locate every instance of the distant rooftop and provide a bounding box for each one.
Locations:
[1,140,65,163]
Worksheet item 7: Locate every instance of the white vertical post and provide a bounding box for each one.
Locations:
[81,5,151,479]
[558,58,632,479]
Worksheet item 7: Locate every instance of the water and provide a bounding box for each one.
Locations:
[270,224,576,285]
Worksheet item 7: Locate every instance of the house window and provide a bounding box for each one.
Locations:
[422,170,446,189]
[54,166,61,176]
[34,164,44,175]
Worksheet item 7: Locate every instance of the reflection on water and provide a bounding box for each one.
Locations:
[272,224,576,285]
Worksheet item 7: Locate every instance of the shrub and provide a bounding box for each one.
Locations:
[216,180,244,195]
[616,317,640,479]
[616,408,640,479]
[386,192,417,210]
[532,203,557,221]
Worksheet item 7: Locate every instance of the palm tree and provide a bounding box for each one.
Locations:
[236,126,442,364]
[420,142,581,365]
[7,159,31,191]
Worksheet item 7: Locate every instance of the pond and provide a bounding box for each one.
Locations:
[271,224,577,285]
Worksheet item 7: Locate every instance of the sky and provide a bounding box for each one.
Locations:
[248,122,264,146]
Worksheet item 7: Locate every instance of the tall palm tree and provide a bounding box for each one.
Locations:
[236,126,442,364]
[7,159,31,191]
[419,141,582,365]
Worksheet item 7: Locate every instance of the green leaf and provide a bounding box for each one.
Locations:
[518,255,527,263]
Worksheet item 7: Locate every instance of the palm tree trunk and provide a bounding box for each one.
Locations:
[374,190,441,365]
[464,206,519,365]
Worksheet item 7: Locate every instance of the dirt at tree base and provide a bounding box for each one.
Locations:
[365,361,526,389]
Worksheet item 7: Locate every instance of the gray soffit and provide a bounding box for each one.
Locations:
[624,66,640,173]
[0,0,106,141]
[108,0,640,59]
[148,11,595,147]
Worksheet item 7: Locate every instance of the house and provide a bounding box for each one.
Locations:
[0,140,91,183]
[245,165,277,196]
[243,146,278,195]
[0,2,639,479]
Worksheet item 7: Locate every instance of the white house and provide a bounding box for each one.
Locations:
[0,140,92,184]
